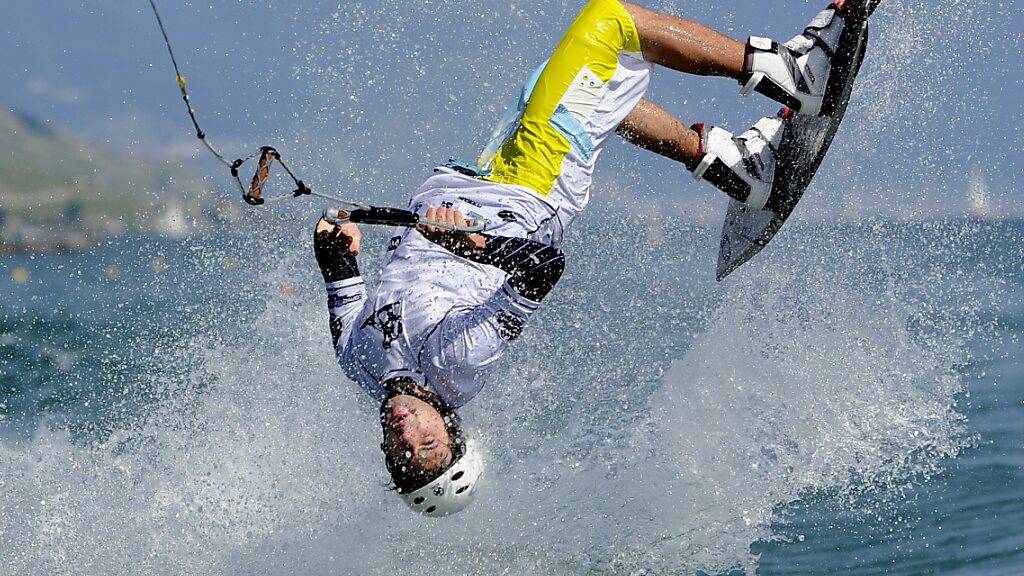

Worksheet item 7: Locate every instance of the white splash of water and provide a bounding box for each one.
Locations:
[0,219,987,575]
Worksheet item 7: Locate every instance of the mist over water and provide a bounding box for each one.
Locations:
[2,0,1021,574]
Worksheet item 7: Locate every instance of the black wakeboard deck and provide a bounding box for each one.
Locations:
[716,0,883,281]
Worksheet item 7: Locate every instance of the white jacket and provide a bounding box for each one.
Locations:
[326,170,564,408]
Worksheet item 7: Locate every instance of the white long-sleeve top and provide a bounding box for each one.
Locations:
[325,169,565,408]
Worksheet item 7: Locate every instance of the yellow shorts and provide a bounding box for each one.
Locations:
[487,0,651,201]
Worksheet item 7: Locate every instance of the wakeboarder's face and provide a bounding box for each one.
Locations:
[382,395,454,479]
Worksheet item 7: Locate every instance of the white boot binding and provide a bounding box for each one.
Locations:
[691,116,785,212]
[740,3,848,116]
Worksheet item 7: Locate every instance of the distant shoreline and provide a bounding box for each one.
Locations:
[2,214,1021,258]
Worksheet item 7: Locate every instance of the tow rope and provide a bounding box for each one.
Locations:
[146,0,485,233]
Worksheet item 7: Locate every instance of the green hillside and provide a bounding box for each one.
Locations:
[0,108,208,225]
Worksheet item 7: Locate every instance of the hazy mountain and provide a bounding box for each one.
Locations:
[0,107,240,253]
[0,107,211,224]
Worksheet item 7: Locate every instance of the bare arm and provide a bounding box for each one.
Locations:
[418,206,565,303]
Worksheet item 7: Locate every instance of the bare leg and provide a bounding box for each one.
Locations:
[622,2,745,79]
[616,99,703,171]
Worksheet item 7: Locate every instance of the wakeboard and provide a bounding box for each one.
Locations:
[716,0,883,281]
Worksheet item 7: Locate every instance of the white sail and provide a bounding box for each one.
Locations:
[967,169,992,220]
[155,198,189,238]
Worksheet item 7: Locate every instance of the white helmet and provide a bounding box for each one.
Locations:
[399,439,484,517]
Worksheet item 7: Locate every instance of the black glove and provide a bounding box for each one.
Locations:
[313,220,360,283]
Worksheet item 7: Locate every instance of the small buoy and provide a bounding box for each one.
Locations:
[11,267,29,284]
[150,257,168,273]
[104,264,122,280]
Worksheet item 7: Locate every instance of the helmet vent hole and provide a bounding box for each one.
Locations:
[425,506,437,514]
[451,471,464,481]
[455,485,469,494]
[414,497,425,505]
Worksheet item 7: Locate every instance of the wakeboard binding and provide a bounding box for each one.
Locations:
[740,2,855,116]
[690,117,786,212]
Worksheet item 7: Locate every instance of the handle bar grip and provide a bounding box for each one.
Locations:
[322,206,487,233]
[348,207,420,227]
